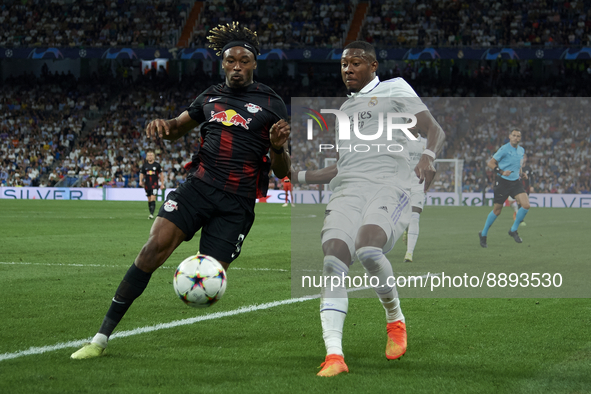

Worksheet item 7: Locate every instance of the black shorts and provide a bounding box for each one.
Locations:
[145,187,158,197]
[158,177,255,264]
[493,177,526,205]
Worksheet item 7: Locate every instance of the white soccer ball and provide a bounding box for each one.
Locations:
[173,254,227,308]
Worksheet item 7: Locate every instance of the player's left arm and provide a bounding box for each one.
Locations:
[269,119,291,179]
[413,110,446,191]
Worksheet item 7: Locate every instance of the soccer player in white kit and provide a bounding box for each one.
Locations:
[404,130,428,262]
[291,41,445,376]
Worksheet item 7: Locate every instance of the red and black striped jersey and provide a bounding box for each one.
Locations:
[187,82,288,199]
[140,161,161,189]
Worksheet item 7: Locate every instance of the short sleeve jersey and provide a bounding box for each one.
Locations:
[330,76,429,191]
[187,82,288,199]
[492,142,524,181]
[140,161,161,189]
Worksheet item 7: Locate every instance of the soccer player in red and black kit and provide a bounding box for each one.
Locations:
[72,22,291,359]
[139,149,165,219]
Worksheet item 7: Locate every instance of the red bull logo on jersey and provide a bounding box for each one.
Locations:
[209,110,252,130]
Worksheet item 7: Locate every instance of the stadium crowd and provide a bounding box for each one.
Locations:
[0,5,591,193]
[2,0,591,50]
[2,55,591,193]
[0,71,108,188]
[192,0,353,49]
[361,0,591,48]
[0,0,189,48]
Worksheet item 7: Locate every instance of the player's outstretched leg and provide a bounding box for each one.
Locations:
[71,263,152,359]
[356,246,407,360]
[71,218,185,359]
[317,255,350,377]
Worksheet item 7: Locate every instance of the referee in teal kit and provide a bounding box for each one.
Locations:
[479,129,530,248]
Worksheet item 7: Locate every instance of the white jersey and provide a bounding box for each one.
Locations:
[330,76,428,191]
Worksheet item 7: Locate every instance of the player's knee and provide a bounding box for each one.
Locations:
[136,228,182,271]
[322,256,349,277]
[322,239,351,264]
[356,246,383,272]
[521,201,530,210]
[135,241,163,272]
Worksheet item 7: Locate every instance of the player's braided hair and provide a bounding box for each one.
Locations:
[207,22,260,57]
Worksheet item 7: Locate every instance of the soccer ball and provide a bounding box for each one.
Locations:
[173,254,227,308]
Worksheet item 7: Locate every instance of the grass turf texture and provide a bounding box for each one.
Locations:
[0,200,589,394]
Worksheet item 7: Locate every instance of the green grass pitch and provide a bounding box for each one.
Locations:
[0,200,589,393]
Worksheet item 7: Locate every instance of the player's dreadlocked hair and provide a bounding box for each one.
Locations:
[207,22,260,58]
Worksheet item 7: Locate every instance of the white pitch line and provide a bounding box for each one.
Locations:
[0,273,437,362]
[0,296,319,362]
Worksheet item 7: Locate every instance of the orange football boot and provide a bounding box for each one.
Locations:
[317,354,349,377]
[386,320,407,360]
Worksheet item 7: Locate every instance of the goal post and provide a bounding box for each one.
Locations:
[431,159,464,206]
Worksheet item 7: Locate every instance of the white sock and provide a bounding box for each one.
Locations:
[320,255,349,356]
[321,308,347,356]
[356,246,405,323]
[511,201,518,213]
[406,212,420,254]
[91,333,108,348]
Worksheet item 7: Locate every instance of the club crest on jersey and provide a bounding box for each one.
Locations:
[163,200,178,212]
[210,110,252,129]
[369,96,378,107]
[245,103,262,113]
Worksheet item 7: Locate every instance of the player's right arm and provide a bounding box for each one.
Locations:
[290,164,338,185]
[139,171,145,188]
[413,110,446,191]
[145,111,199,141]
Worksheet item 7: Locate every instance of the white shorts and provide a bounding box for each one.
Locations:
[410,176,426,210]
[321,184,411,258]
